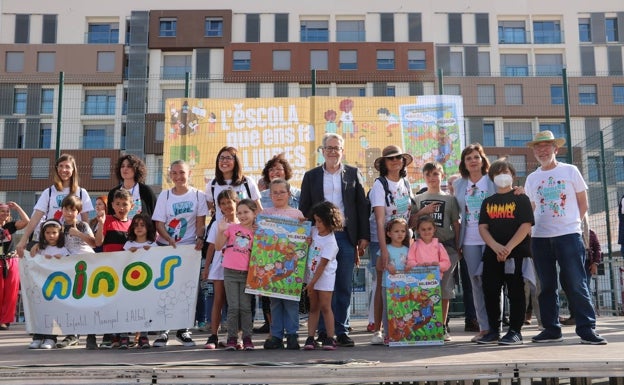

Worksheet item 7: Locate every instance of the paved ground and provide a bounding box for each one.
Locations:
[1,317,623,384]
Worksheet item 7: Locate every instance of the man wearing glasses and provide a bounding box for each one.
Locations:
[299,133,370,347]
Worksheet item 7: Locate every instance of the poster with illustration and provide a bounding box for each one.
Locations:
[245,214,311,301]
[384,266,444,346]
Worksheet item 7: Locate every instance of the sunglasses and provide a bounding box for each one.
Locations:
[385,155,403,161]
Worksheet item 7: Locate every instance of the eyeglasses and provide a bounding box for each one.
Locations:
[269,168,285,173]
[385,155,403,161]
[324,146,343,153]
[218,155,234,162]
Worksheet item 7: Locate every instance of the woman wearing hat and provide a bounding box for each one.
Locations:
[368,145,414,345]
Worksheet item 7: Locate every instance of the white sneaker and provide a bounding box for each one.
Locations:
[40,339,56,349]
[152,333,169,348]
[29,339,43,349]
[371,331,384,345]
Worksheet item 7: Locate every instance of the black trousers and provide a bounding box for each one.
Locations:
[482,255,526,333]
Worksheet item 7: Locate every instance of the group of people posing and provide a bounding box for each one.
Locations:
[0,130,606,351]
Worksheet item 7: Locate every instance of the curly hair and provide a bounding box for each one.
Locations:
[115,154,147,183]
[127,213,156,243]
[310,201,343,232]
[261,153,293,185]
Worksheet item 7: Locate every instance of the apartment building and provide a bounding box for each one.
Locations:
[0,1,622,215]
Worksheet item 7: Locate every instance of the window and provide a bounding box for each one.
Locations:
[274,83,288,97]
[449,52,463,76]
[97,51,115,72]
[41,89,54,114]
[273,50,291,71]
[505,85,523,105]
[408,13,422,42]
[275,14,289,42]
[301,87,330,97]
[162,54,191,78]
[478,52,491,76]
[310,50,328,70]
[477,85,495,105]
[14,89,27,114]
[155,121,165,142]
[551,85,564,105]
[587,156,601,182]
[614,85,624,104]
[233,51,251,71]
[579,85,597,105]
[42,15,57,44]
[161,89,185,112]
[339,50,357,70]
[376,50,395,70]
[83,125,113,149]
[606,18,619,42]
[508,155,527,177]
[380,13,394,42]
[535,54,563,76]
[37,52,55,72]
[579,18,591,42]
[87,23,119,44]
[503,122,532,147]
[32,158,50,178]
[386,86,396,96]
[409,82,424,96]
[475,13,490,44]
[448,13,462,44]
[6,52,24,72]
[205,17,223,37]
[39,123,52,148]
[533,21,562,43]
[159,18,177,37]
[336,87,365,97]
[444,84,461,95]
[540,123,566,140]
[300,20,328,42]
[15,14,30,43]
[246,83,260,98]
[0,158,18,180]
[500,54,528,76]
[336,20,365,42]
[483,123,495,146]
[84,90,115,115]
[616,156,624,182]
[246,14,259,42]
[92,158,111,179]
[408,50,426,70]
[498,21,526,43]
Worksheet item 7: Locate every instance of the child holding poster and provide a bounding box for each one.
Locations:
[261,179,305,350]
[216,199,258,351]
[303,201,342,351]
[28,220,70,349]
[375,218,410,346]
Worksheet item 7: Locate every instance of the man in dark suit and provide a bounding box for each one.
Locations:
[299,133,370,347]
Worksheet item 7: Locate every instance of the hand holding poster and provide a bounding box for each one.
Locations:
[245,214,311,301]
[384,266,444,346]
[19,245,201,335]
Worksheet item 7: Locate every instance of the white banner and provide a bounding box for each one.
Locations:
[19,245,201,335]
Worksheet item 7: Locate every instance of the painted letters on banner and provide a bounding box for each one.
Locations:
[19,245,200,335]
[245,214,311,301]
[384,266,444,346]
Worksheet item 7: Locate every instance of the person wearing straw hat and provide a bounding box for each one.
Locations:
[524,130,607,345]
[367,145,415,345]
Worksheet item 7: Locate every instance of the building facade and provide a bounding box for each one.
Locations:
[0,1,623,216]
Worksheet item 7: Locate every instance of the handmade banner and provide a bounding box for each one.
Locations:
[384,266,444,346]
[245,214,311,301]
[19,245,201,335]
[163,96,464,191]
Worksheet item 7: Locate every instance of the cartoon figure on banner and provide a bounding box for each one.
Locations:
[358,135,369,161]
[207,112,217,134]
[316,146,325,166]
[338,99,355,138]
[435,127,453,164]
[324,110,338,134]
[377,107,400,137]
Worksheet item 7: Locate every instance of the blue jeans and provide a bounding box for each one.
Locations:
[319,230,355,336]
[462,244,490,331]
[270,298,300,338]
[532,234,596,337]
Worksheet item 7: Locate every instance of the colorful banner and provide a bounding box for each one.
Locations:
[245,214,311,301]
[19,246,201,335]
[384,266,444,346]
[164,96,464,191]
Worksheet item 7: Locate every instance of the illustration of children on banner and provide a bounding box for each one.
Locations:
[246,214,311,301]
[384,266,444,346]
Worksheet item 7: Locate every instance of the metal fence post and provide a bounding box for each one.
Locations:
[55,71,64,159]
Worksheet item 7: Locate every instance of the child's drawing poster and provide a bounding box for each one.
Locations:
[245,214,311,301]
[384,266,444,346]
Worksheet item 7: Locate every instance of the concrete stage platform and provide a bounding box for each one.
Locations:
[1,317,623,385]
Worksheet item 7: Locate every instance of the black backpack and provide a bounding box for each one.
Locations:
[367,176,415,214]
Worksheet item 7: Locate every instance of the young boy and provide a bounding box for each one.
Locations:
[261,179,305,350]
[59,195,96,349]
[94,189,134,349]
[409,162,460,342]
[477,159,534,345]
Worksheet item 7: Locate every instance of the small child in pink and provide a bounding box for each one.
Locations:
[406,216,451,275]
